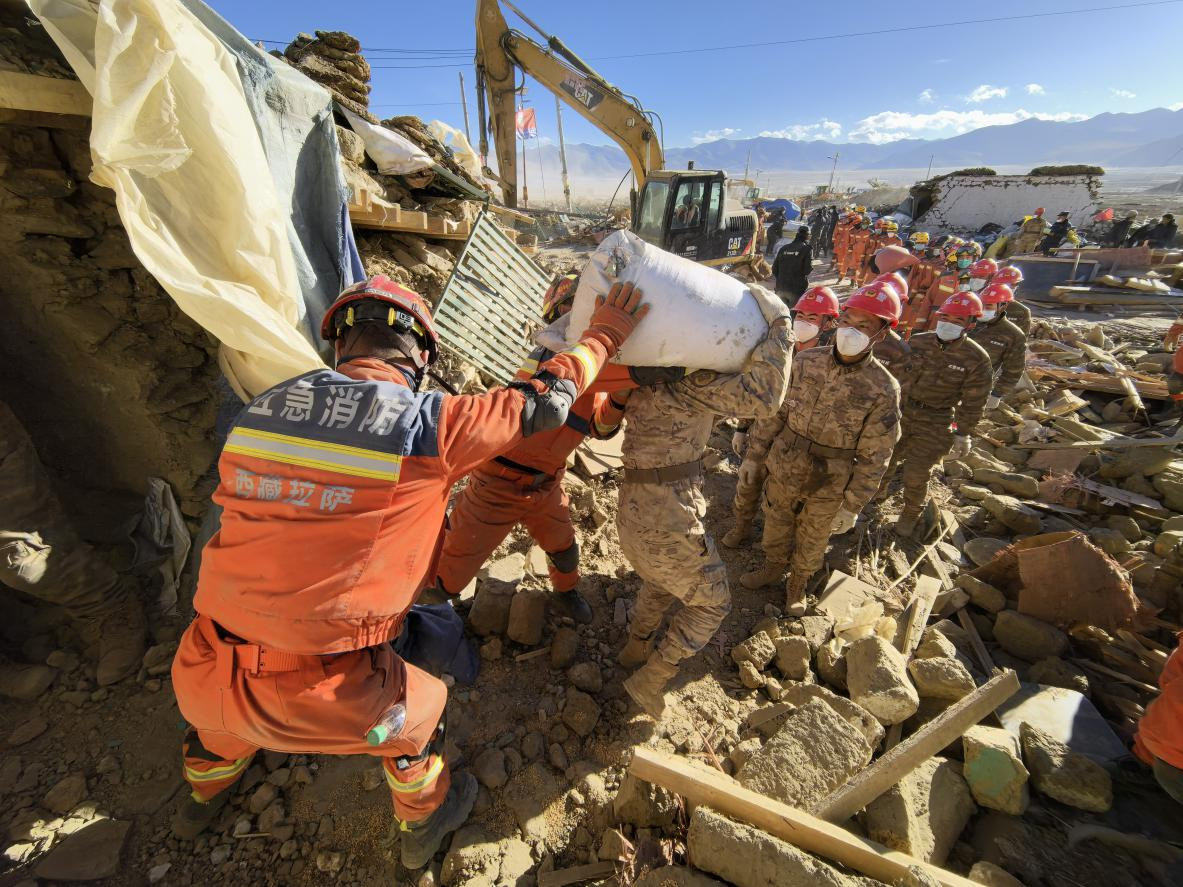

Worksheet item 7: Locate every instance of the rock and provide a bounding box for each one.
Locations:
[914,628,960,661]
[247,783,278,815]
[597,827,631,861]
[864,757,977,865]
[738,661,764,689]
[567,662,603,694]
[955,575,1007,613]
[549,627,580,669]
[774,636,812,681]
[521,732,545,761]
[1019,722,1112,812]
[737,699,872,808]
[964,537,1009,567]
[993,611,1068,662]
[316,850,345,873]
[441,826,531,887]
[1153,463,1183,512]
[561,689,600,737]
[959,484,992,501]
[1154,529,1183,558]
[775,682,884,749]
[731,632,776,670]
[548,743,568,771]
[983,494,1043,536]
[846,636,920,725]
[43,774,88,814]
[1088,527,1131,557]
[973,468,1039,499]
[506,588,548,646]
[613,772,679,829]
[1026,657,1090,696]
[634,866,725,887]
[473,748,507,790]
[688,807,862,887]
[484,552,526,584]
[141,643,175,671]
[730,737,762,772]
[258,801,286,834]
[46,650,80,672]
[962,725,1029,815]
[0,664,57,701]
[794,615,835,651]
[968,861,1026,887]
[479,637,502,661]
[34,818,130,881]
[266,767,290,787]
[815,640,847,690]
[908,657,976,701]
[468,581,514,637]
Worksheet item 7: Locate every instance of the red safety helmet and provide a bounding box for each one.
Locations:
[542,272,579,322]
[321,275,440,366]
[795,285,840,317]
[1034,207,1045,216]
[873,271,909,303]
[993,265,1024,287]
[843,281,901,328]
[969,258,999,280]
[979,282,1015,306]
[936,291,984,318]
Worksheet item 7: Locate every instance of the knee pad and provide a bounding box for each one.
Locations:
[511,371,578,437]
[546,541,580,574]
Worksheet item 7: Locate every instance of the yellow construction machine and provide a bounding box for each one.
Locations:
[475,0,759,270]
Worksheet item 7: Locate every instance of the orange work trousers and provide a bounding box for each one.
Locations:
[172,615,449,824]
[1135,631,1183,772]
[437,464,578,594]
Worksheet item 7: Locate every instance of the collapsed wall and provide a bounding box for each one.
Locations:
[918,174,1102,231]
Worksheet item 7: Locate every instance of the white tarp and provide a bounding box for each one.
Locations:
[340,104,433,175]
[565,230,766,372]
[29,0,343,398]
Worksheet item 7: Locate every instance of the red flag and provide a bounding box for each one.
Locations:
[1093,207,1115,222]
[515,108,537,140]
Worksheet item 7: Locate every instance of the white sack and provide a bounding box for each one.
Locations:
[565,230,766,372]
[342,105,433,175]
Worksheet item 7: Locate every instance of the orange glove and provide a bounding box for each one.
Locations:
[582,281,649,353]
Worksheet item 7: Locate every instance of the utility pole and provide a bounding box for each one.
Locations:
[554,95,572,212]
[458,71,472,144]
[926,154,935,180]
[826,151,840,194]
[744,147,751,181]
[518,94,528,208]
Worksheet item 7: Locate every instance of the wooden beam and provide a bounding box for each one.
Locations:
[629,747,979,887]
[0,71,90,118]
[537,862,615,887]
[898,576,942,657]
[956,608,994,674]
[811,670,1020,824]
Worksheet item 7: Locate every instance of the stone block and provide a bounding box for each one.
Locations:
[962,725,1029,815]
[1019,722,1112,812]
[1088,527,1131,557]
[506,588,548,646]
[738,661,764,689]
[1026,657,1090,696]
[468,581,514,637]
[993,611,1068,662]
[775,682,884,749]
[774,636,812,681]
[973,468,1040,499]
[613,772,679,829]
[731,631,776,670]
[864,757,977,865]
[737,699,871,808]
[955,575,1007,613]
[561,689,601,737]
[983,494,1043,535]
[908,657,976,701]
[815,640,848,690]
[549,626,579,668]
[846,636,920,725]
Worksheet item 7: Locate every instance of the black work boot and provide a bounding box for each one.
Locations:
[171,791,232,840]
[550,588,593,624]
[400,772,478,870]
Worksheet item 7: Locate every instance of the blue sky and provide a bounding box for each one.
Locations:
[211,0,1183,148]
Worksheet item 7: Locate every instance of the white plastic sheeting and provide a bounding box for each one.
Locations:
[566,230,766,372]
[339,104,433,175]
[426,120,483,183]
[28,0,354,398]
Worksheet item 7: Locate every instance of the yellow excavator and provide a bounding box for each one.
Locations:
[475,0,759,270]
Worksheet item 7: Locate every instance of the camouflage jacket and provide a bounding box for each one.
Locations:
[892,332,993,434]
[747,346,901,512]
[621,321,793,471]
[1006,300,1032,335]
[968,316,1027,394]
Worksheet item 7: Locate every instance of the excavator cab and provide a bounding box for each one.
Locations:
[633,169,757,268]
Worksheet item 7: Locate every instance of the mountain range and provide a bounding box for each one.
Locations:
[512,107,1183,201]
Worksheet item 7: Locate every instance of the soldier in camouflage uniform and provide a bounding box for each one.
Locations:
[611,285,793,718]
[877,292,993,537]
[967,282,1027,410]
[738,282,902,614]
[991,266,1031,335]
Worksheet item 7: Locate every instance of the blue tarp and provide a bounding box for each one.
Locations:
[760,198,802,220]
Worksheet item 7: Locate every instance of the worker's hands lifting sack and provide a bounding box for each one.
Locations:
[831,507,858,535]
[950,435,972,459]
[737,459,763,488]
[583,281,650,353]
[748,283,791,327]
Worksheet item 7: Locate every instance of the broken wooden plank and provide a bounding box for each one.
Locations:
[812,670,1020,824]
[1028,364,1169,399]
[629,747,980,887]
[537,862,616,887]
[815,570,883,623]
[1023,426,1183,451]
[885,519,955,591]
[514,647,551,663]
[957,608,994,673]
[897,576,942,657]
[1072,658,1159,695]
[0,71,90,117]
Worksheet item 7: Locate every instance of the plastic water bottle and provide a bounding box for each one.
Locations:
[365,703,406,746]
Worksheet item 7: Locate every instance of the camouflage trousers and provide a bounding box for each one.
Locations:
[732,464,766,523]
[760,450,846,582]
[878,409,953,511]
[617,480,731,666]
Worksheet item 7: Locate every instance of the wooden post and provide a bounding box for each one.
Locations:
[629,747,980,887]
[811,670,1019,823]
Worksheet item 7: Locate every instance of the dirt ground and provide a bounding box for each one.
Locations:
[2,250,1183,887]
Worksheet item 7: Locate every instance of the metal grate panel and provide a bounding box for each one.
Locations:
[435,210,551,383]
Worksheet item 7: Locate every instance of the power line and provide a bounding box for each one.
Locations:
[370,102,464,107]
[370,63,469,69]
[585,0,1183,60]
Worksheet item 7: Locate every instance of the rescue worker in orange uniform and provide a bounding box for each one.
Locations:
[915,243,973,336]
[169,275,648,869]
[432,274,679,622]
[1134,630,1183,803]
[831,210,857,272]
[860,220,903,285]
[841,216,873,286]
[899,235,943,336]
[991,265,1032,335]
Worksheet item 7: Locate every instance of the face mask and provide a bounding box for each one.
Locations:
[836,327,870,357]
[968,278,986,292]
[935,321,964,342]
[793,319,820,342]
[980,308,997,322]
[956,258,971,269]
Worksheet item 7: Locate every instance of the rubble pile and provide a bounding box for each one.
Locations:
[281,31,371,117]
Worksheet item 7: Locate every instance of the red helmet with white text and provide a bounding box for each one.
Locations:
[937,291,984,318]
[993,266,1024,288]
[979,283,1015,306]
[844,282,902,327]
[795,286,841,317]
[970,258,999,280]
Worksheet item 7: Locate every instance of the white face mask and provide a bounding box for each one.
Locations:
[935,320,964,342]
[836,327,870,357]
[793,319,820,342]
[968,278,987,292]
[980,308,997,322]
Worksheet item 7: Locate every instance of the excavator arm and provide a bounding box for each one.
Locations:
[475,0,663,208]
